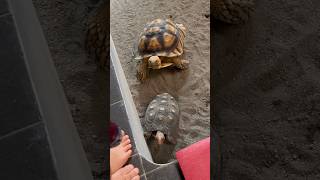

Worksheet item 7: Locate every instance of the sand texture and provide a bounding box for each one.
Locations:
[214,0,320,179]
[32,0,107,179]
[111,0,210,159]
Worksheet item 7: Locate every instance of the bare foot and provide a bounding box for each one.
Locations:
[110,134,133,175]
[111,164,140,180]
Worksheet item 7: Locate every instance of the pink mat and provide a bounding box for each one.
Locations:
[176,137,210,180]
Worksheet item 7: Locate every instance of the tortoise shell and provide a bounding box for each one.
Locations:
[141,93,180,144]
[137,19,185,58]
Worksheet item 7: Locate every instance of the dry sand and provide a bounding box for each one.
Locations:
[111,0,210,159]
[214,0,320,179]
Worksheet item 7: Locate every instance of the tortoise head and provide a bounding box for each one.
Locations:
[153,131,165,145]
[148,56,161,69]
[148,56,173,69]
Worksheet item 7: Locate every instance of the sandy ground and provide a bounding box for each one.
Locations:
[214,0,320,179]
[111,0,210,162]
[32,0,107,179]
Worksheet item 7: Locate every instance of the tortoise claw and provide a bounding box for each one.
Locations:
[176,59,189,69]
[137,61,148,82]
[181,60,189,69]
[137,70,147,82]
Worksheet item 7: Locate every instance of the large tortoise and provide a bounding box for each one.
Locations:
[135,18,189,81]
[142,93,180,145]
[85,0,254,69]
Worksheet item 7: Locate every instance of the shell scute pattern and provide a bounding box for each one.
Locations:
[138,19,181,58]
[142,93,180,143]
[136,18,188,81]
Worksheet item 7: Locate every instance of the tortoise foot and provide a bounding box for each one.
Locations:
[177,59,189,69]
[137,68,148,82]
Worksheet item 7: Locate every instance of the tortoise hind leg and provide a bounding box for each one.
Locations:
[137,59,149,81]
[212,0,254,24]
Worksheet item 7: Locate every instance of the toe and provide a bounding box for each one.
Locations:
[125,149,132,157]
[124,144,132,151]
[128,168,139,178]
[132,175,140,180]
[118,164,134,174]
[122,139,131,146]
[120,130,125,138]
[121,135,129,143]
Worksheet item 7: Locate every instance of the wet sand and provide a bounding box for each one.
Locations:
[111,0,210,161]
[32,0,107,179]
[214,0,320,179]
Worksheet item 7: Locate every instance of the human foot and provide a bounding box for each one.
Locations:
[111,164,140,180]
[110,134,133,175]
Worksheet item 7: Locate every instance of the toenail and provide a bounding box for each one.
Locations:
[134,168,139,173]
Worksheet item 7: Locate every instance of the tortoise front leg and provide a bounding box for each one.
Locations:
[137,59,149,81]
[173,57,189,69]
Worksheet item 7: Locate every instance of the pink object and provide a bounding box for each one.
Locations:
[176,137,210,180]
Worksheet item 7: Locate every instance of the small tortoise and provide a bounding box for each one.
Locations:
[136,18,189,81]
[142,93,179,145]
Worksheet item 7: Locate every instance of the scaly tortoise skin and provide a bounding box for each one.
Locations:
[142,93,179,144]
[85,0,254,69]
[136,18,189,81]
